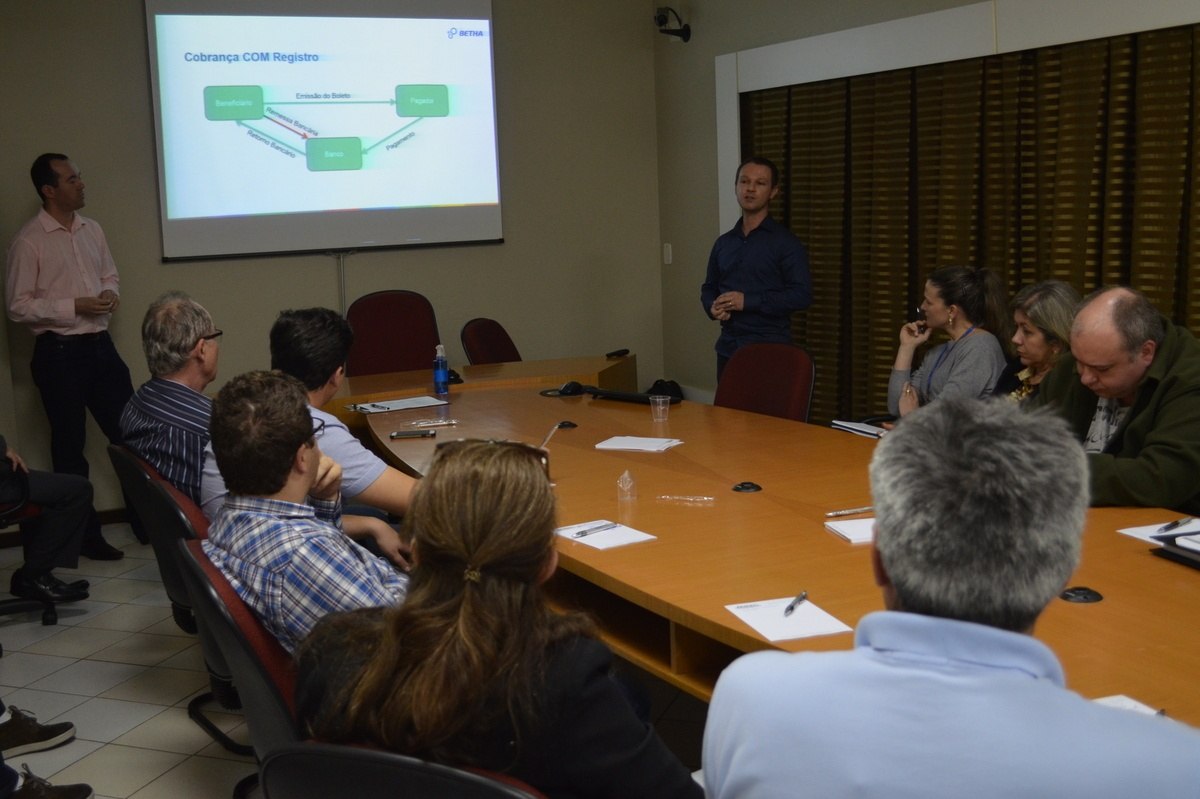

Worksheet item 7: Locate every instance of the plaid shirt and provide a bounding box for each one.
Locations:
[203,494,408,653]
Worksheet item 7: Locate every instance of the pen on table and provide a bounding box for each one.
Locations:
[572,522,619,538]
[825,505,873,518]
[411,419,458,428]
[389,429,437,440]
[783,590,808,617]
[1156,516,1195,533]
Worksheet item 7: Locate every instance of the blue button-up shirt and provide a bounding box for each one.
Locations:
[203,494,408,653]
[701,215,812,358]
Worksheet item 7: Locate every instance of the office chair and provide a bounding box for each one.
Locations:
[461,317,522,365]
[713,342,816,422]
[0,472,58,644]
[346,290,442,376]
[106,445,250,755]
[179,539,299,799]
[261,742,547,799]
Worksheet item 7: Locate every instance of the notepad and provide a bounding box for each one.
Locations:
[594,436,683,452]
[725,596,852,642]
[824,517,875,544]
[348,396,448,413]
[555,520,657,549]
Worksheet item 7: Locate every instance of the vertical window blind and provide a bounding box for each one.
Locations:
[741,24,1199,424]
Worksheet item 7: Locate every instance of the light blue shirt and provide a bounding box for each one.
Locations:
[703,611,1200,798]
[200,404,389,520]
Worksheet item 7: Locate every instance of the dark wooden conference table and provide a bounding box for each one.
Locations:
[362,385,1200,725]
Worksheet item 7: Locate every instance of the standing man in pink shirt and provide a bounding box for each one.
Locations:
[5,153,132,560]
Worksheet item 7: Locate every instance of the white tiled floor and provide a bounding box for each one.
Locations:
[0,524,258,799]
[0,523,707,797]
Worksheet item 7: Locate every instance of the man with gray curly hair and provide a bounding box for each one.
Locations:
[120,291,221,505]
[703,398,1200,798]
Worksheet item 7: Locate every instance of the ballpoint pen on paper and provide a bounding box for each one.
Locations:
[783,591,808,617]
[572,522,619,538]
[825,505,873,518]
[1156,517,1195,533]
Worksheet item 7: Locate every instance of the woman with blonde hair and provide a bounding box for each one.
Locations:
[995,280,1081,402]
[294,439,701,799]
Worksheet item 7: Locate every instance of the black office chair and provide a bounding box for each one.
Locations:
[106,445,249,755]
[261,742,546,799]
[179,539,299,799]
[0,471,59,645]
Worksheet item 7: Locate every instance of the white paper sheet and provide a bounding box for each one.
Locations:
[594,436,683,452]
[555,520,657,550]
[1117,518,1200,543]
[348,396,448,413]
[831,420,887,438]
[824,517,875,545]
[725,596,852,642]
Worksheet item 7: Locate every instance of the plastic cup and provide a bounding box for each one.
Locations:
[649,395,670,422]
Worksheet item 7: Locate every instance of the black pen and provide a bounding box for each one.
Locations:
[1156,516,1195,533]
[390,429,436,439]
[783,590,808,616]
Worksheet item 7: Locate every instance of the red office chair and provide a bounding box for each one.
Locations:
[714,343,815,422]
[346,290,442,376]
[461,317,522,365]
[261,742,547,799]
[179,539,299,799]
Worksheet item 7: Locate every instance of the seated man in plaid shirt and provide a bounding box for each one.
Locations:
[202,370,408,653]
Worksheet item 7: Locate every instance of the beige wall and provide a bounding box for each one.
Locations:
[653,0,975,394]
[1,1,664,510]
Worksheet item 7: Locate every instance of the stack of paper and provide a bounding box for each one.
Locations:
[824,517,875,544]
[831,420,887,438]
[594,436,683,452]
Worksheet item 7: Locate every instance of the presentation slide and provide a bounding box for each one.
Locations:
[145,1,501,260]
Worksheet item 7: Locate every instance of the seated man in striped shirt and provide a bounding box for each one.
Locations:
[120,291,220,505]
[122,294,407,568]
[202,370,408,653]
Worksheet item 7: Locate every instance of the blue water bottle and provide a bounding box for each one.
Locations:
[433,344,449,396]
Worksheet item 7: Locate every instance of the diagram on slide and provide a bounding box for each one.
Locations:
[150,14,500,220]
[203,83,451,171]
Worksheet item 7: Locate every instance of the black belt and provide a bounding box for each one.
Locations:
[36,331,107,344]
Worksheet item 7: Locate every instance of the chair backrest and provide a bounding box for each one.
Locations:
[107,445,198,624]
[460,317,522,365]
[713,343,816,422]
[179,539,299,757]
[261,742,546,799]
[345,290,441,376]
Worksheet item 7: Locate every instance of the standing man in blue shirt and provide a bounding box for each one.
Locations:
[701,156,812,380]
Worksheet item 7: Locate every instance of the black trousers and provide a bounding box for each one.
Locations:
[0,469,90,574]
[30,331,133,543]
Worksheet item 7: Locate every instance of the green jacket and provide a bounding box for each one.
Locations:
[1032,317,1200,513]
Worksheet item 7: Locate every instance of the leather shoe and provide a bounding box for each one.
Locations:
[9,570,88,604]
[48,574,89,593]
[80,538,124,561]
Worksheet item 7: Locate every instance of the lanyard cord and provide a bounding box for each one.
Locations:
[925,325,976,396]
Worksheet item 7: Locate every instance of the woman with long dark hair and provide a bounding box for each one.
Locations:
[888,265,1009,417]
[294,439,701,799]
